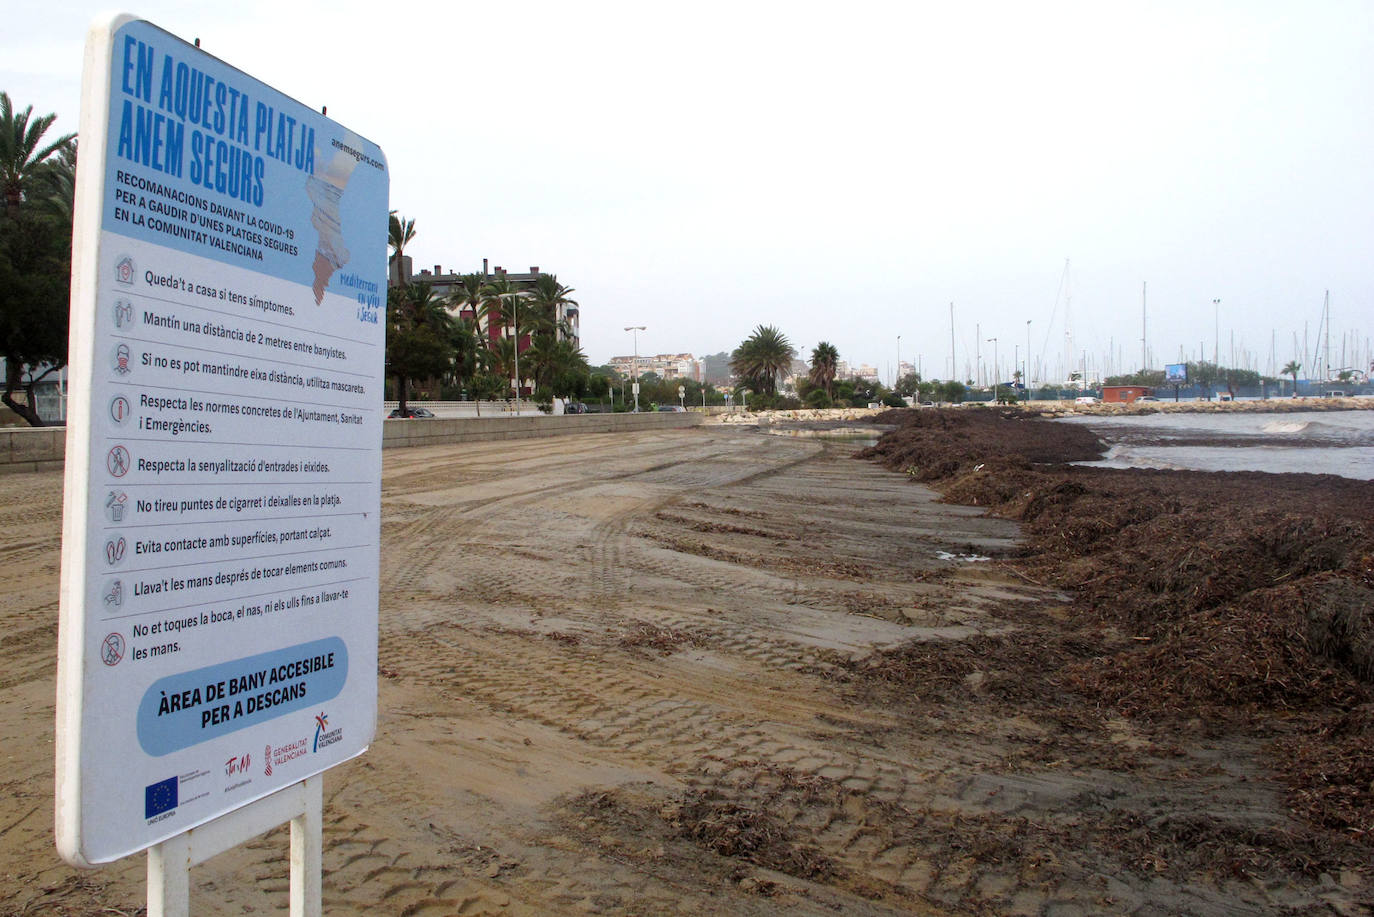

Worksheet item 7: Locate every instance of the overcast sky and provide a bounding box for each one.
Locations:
[6,1,1372,382]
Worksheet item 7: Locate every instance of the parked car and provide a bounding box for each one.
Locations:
[388,407,435,418]
[564,402,589,414]
[656,404,687,412]
[1074,396,1098,405]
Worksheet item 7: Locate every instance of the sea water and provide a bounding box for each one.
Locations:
[1059,409,1374,481]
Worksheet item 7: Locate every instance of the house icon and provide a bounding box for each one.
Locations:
[115,257,135,285]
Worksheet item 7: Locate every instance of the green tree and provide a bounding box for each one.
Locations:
[730,325,795,396]
[1188,360,1222,400]
[895,371,923,396]
[808,341,839,400]
[935,380,967,403]
[0,94,74,425]
[386,283,454,414]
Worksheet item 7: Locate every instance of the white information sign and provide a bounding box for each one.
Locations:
[57,14,387,866]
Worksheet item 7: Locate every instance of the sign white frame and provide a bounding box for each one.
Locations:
[57,12,387,872]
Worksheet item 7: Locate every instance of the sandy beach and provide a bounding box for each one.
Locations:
[2,423,1370,915]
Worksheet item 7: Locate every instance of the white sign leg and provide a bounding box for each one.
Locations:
[147,774,323,917]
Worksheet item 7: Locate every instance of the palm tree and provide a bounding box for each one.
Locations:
[527,273,578,341]
[1,92,75,217]
[387,212,415,287]
[1,94,74,425]
[730,325,795,397]
[1281,360,1301,397]
[480,274,536,399]
[447,272,488,338]
[526,335,590,399]
[447,316,484,393]
[808,342,839,400]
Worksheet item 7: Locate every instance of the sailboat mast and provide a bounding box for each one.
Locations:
[1324,290,1331,382]
[1141,281,1147,373]
[1063,259,1073,383]
[949,302,956,383]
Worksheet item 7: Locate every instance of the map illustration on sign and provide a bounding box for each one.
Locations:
[57,14,386,867]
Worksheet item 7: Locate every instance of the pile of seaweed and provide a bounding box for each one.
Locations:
[858,408,1374,840]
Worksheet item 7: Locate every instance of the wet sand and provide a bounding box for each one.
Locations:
[1,425,1369,915]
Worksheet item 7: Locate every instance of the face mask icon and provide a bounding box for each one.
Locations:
[114,344,132,375]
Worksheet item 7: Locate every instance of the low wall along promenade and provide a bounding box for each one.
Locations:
[0,411,703,473]
[378,410,701,449]
[0,426,66,474]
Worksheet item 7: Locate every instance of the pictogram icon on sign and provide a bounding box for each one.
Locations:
[107,445,130,477]
[101,632,125,666]
[105,536,127,566]
[115,255,135,285]
[105,491,128,522]
[103,580,123,607]
[113,299,133,327]
[109,395,131,424]
[114,343,132,375]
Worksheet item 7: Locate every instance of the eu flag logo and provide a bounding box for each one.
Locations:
[145,776,178,818]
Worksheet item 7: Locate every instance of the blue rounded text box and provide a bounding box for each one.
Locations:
[136,637,347,756]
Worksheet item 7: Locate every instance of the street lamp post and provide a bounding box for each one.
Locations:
[1026,320,1032,389]
[986,337,998,402]
[896,335,902,390]
[625,326,646,412]
[511,296,521,412]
